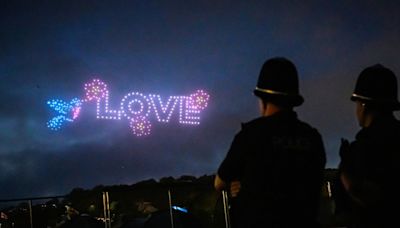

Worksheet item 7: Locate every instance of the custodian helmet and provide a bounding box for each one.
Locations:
[253,57,304,107]
[351,64,400,110]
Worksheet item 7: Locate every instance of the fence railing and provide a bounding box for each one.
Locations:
[0,195,66,228]
[0,182,336,228]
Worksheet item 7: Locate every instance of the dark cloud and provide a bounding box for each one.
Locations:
[0,114,236,199]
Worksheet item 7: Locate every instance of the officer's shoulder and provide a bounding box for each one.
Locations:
[296,119,322,136]
[240,117,266,130]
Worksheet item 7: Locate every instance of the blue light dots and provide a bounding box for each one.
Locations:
[46,98,82,130]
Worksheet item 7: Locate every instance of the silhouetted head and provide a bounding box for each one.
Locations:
[351,64,400,111]
[253,57,304,107]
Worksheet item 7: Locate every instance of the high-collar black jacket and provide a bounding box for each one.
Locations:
[218,111,326,227]
[339,114,400,228]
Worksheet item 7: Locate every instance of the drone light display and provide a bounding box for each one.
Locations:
[47,79,210,136]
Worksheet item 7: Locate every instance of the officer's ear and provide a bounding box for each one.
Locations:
[258,98,267,114]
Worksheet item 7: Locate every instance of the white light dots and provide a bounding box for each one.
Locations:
[47,78,210,136]
[96,90,121,120]
[149,95,179,123]
[179,96,201,125]
[120,92,150,120]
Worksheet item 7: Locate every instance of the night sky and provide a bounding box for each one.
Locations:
[1,0,399,199]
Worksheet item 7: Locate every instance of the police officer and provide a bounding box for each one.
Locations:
[338,64,400,228]
[214,57,326,227]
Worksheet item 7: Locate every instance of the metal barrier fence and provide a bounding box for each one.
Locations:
[0,181,336,228]
[0,190,233,228]
[0,195,66,228]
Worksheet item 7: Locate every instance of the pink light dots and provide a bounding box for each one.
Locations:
[130,116,152,136]
[84,79,108,101]
[72,107,81,120]
[82,79,210,136]
[190,90,210,110]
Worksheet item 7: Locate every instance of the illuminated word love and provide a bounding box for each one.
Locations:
[46,79,210,136]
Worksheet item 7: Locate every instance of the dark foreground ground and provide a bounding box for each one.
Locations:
[1,169,345,228]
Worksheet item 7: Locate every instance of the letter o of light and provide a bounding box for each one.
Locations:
[120,92,150,119]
